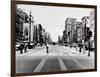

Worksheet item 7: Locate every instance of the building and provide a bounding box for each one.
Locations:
[65,18,76,45]
[37,24,43,45]
[90,10,95,48]
[16,7,35,43]
[23,23,29,42]
[62,30,67,45]
[42,28,46,44]
[32,24,52,45]
[81,16,90,42]
[58,36,61,44]
[76,22,83,43]
[16,8,28,42]
[32,24,38,44]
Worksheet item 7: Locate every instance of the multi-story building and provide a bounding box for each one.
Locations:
[42,28,46,44]
[16,8,35,43]
[65,18,76,45]
[81,16,90,42]
[33,24,38,44]
[32,24,51,45]
[23,23,29,42]
[58,35,63,45]
[16,8,28,42]
[47,33,51,44]
[62,30,67,45]
[23,22,34,42]
[58,36,60,44]
[76,22,82,43]
[37,24,43,44]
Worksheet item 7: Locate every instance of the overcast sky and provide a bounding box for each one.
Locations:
[17,4,93,42]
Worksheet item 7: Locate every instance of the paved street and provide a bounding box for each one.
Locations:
[16,45,94,73]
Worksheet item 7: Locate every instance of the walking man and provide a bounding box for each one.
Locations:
[46,43,49,53]
[19,43,24,54]
[24,43,27,53]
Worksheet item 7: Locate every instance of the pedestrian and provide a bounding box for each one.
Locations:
[79,46,82,54]
[33,43,35,49]
[76,44,78,52]
[85,41,88,50]
[88,41,91,56]
[79,43,83,54]
[46,44,49,53]
[83,44,85,55]
[19,43,24,54]
[24,43,27,53]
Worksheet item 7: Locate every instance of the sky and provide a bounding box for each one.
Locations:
[17,4,93,42]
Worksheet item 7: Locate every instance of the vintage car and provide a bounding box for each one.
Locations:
[15,43,20,51]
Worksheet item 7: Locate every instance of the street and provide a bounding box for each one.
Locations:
[16,45,94,73]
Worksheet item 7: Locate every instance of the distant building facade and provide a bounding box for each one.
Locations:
[23,23,29,42]
[33,24,38,44]
[65,18,76,45]
[76,22,83,43]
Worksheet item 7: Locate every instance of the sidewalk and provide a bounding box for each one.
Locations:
[70,47,94,57]
[16,46,46,57]
[62,46,94,58]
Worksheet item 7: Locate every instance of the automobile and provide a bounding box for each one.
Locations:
[78,43,83,47]
[16,43,20,51]
[27,42,35,49]
[30,42,35,47]
[22,41,28,43]
[64,43,68,46]
[72,43,76,48]
[52,42,56,45]
[37,43,41,46]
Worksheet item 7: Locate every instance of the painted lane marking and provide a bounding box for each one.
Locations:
[72,59,87,69]
[65,51,87,69]
[57,55,67,71]
[56,48,67,71]
[56,46,87,70]
[34,54,48,72]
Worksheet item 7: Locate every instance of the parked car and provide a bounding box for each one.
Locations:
[27,42,34,49]
[72,43,76,48]
[37,43,41,46]
[16,43,20,51]
[64,43,68,46]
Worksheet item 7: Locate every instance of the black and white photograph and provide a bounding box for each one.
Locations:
[14,1,97,75]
